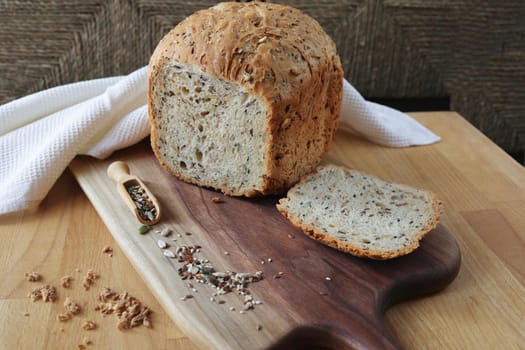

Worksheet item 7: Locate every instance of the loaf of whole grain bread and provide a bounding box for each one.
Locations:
[276,165,442,259]
[148,2,343,196]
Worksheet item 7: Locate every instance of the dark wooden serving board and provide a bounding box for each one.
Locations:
[69,139,461,350]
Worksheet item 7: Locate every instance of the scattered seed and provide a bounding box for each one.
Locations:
[256,324,263,331]
[211,197,223,203]
[229,306,236,311]
[163,250,176,258]
[57,313,72,322]
[23,312,29,317]
[273,274,282,279]
[320,291,328,296]
[102,245,113,254]
[260,260,265,265]
[126,184,157,222]
[325,276,332,281]
[169,245,264,311]
[267,258,272,263]
[138,225,150,235]
[239,310,245,314]
[177,233,182,238]
[157,239,168,249]
[160,227,172,237]
[287,234,295,239]
[185,232,192,236]
[181,294,193,301]
[223,251,229,255]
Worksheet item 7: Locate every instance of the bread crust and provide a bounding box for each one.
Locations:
[148,2,343,196]
[276,165,443,260]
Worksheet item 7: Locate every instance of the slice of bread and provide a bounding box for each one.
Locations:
[276,165,442,259]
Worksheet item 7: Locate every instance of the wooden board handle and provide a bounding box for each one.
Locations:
[268,323,403,350]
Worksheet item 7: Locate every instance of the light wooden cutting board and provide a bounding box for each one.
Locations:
[69,138,461,350]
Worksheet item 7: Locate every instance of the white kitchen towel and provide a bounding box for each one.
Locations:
[0,66,439,215]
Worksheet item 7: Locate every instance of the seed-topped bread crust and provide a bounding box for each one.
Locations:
[148,2,343,196]
[277,165,443,259]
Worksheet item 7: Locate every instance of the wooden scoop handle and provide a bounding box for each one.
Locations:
[107,161,135,183]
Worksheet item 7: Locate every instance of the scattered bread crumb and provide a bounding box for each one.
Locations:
[82,270,98,291]
[25,272,41,282]
[64,297,81,315]
[57,313,72,322]
[60,275,73,288]
[95,288,152,330]
[102,245,113,254]
[82,320,97,331]
[25,270,153,338]
[29,285,57,302]
[211,196,223,203]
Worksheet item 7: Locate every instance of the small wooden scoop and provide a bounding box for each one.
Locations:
[107,161,161,225]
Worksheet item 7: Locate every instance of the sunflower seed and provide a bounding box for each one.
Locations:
[160,227,172,237]
[163,250,175,258]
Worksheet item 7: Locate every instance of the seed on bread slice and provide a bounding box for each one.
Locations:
[276,165,442,259]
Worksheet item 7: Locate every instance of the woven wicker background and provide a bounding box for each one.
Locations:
[1,0,524,156]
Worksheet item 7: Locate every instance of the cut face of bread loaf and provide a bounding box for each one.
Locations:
[148,2,343,196]
[276,165,442,259]
[152,64,268,194]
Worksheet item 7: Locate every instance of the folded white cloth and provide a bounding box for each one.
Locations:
[0,66,439,215]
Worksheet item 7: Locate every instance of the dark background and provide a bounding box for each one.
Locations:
[1,0,524,162]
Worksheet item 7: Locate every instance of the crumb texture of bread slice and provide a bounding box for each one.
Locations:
[151,63,268,195]
[277,165,442,259]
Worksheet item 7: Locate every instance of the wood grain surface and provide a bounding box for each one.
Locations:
[1,112,525,349]
[68,138,460,350]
